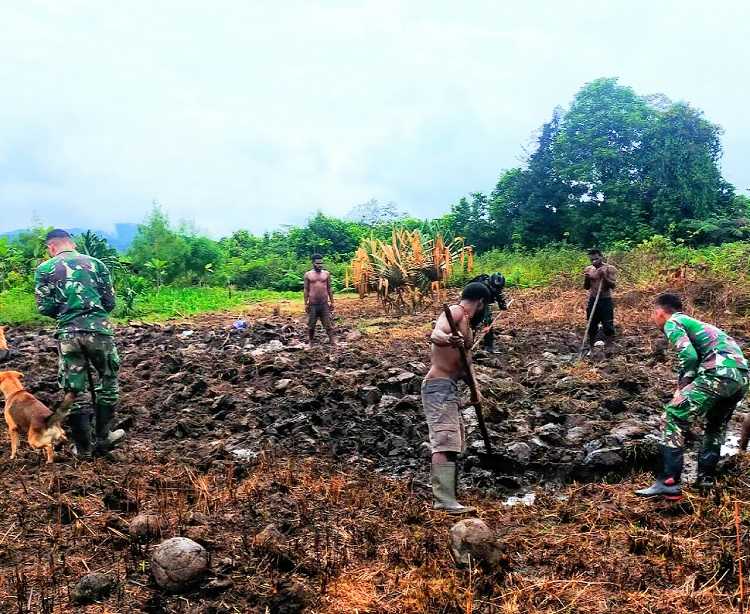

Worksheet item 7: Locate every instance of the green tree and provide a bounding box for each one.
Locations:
[128,206,189,283]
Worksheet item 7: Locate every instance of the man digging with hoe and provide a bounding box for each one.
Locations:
[423,282,491,514]
[583,249,617,356]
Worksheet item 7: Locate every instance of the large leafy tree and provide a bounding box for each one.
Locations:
[128,206,189,283]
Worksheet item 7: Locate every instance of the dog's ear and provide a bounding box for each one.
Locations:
[1,371,23,380]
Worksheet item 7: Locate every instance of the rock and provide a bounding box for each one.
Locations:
[535,423,565,444]
[253,524,286,551]
[449,518,505,568]
[377,394,402,411]
[584,447,624,468]
[211,395,235,412]
[274,379,292,393]
[345,330,363,342]
[565,425,591,446]
[71,573,115,604]
[184,525,211,545]
[187,511,210,526]
[527,363,545,377]
[206,576,234,594]
[610,422,647,443]
[359,386,382,405]
[506,442,531,463]
[408,361,428,375]
[250,339,285,357]
[151,537,209,592]
[129,514,163,542]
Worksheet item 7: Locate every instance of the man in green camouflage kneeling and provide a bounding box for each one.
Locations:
[636,293,749,498]
[35,229,125,459]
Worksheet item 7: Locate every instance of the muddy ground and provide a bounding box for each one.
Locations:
[1,290,749,612]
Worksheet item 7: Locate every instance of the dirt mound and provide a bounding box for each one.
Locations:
[2,306,694,494]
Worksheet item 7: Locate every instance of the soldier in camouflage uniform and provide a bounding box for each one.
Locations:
[469,273,507,353]
[34,229,125,458]
[636,293,749,498]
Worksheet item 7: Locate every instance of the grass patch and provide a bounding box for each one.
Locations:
[0,288,44,325]
[0,287,304,326]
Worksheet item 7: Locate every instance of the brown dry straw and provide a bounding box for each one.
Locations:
[737,501,745,614]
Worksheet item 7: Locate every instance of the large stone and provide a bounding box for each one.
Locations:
[151,537,209,592]
[273,379,292,393]
[584,447,624,468]
[449,518,504,568]
[71,573,115,604]
[610,422,648,443]
[506,442,531,463]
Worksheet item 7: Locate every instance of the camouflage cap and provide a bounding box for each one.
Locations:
[45,228,72,242]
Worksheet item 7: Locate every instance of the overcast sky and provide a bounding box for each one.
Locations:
[2,1,749,237]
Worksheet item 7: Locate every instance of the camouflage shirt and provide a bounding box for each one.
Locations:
[34,250,116,337]
[663,313,748,380]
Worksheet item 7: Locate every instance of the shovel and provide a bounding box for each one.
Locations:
[442,304,494,455]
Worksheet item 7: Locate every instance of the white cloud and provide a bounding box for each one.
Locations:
[1,0,749,235]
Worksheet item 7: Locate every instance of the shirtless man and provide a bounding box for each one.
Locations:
[423,282,491,513]
[583,249,617,354]
[304,254,335,345]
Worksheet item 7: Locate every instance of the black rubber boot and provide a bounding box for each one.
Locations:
[663,445,684,484]
[635,445,683,499]
[68,414,93,459]
[695,450,720,490]
[94,404,125,456]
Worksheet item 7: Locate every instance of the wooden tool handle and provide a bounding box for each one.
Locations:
[442,304,493,454]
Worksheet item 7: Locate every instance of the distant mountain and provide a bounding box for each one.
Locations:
[0,223,139,253]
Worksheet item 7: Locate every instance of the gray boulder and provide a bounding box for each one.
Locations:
[151,537,209,592]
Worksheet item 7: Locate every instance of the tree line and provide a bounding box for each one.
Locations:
[1,77,747,298]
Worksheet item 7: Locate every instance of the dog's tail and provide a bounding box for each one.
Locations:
[45,394,74,428]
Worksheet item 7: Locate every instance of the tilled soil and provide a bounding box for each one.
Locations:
[0,294,748,612]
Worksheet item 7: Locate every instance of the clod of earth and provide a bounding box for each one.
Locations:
[129,514,163,542]
[71,572,116,605]
[449,518,506,569]
[151,537,210,592]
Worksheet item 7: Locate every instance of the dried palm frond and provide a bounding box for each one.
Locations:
[346,229,473,314]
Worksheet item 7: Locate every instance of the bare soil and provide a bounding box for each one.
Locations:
[1,289,749,613]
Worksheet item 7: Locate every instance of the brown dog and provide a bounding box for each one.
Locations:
[0,371,66,463]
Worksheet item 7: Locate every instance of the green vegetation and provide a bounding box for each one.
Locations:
[2,77,750,325]
[0,286,303,325]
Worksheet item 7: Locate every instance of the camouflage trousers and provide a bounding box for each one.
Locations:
[58,332,120,416]
[662,368,750,455]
